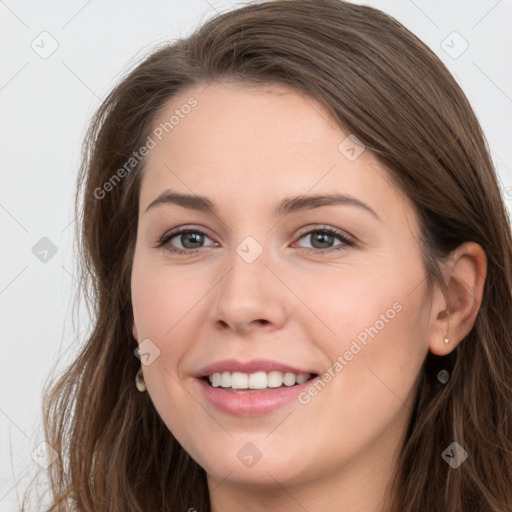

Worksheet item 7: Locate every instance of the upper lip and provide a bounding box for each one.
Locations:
[196,358,318,378]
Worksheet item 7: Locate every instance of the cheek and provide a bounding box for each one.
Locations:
[130,259,214,418]
[131,268,196,441]
[291,267,406,351]
[286,280,428,474]
[299,261,429,411]
[131,259,209,340]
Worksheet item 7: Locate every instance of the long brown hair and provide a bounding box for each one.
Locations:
[22,0,512,510]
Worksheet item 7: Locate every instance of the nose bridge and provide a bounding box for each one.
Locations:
[212,234,289,332]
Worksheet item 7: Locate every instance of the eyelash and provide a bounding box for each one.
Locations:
[155,224,355,256]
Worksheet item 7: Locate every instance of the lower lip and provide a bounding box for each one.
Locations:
[196,377,318,416]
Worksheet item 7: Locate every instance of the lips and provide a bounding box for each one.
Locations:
[196,358,317,378]
[194,358,320,416]
[195,376,320,416]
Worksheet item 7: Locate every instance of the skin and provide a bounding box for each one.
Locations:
[131,81,487,512]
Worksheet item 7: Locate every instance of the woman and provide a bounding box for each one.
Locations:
[24,0,512,510]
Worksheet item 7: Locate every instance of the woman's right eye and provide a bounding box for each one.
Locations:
[156,226,217,255]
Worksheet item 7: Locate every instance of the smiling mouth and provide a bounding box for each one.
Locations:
[202,371,318,392]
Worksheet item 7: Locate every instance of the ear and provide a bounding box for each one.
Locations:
[132,321,139,342]
[428,242,487,356]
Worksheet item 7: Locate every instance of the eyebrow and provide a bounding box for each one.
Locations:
[145,189,381,220]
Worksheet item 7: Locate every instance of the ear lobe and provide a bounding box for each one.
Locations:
[132,322,138,342]
[429,242,487,356]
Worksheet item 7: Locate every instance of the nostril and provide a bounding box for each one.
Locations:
[256,319,269,325]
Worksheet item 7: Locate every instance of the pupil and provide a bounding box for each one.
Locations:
[183,232,203,248]
[313,233,332,249]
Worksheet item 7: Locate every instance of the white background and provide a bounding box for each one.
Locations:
[1,0,511,509]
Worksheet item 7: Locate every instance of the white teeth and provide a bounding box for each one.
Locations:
[248,371,267,389]
[231,372,249,389]
[211,373,222,387]
[296,374,309,384]
[208,370,311,389]
[283,372,296,386]
[221,371,230,388]
[267,371,283,388]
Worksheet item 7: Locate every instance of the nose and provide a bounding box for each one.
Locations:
[211,246,290,336]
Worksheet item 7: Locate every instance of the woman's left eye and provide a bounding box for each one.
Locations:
[155,225,355,255]
[294,227,355,254]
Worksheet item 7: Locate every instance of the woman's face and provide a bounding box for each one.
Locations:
[131,81,433,496]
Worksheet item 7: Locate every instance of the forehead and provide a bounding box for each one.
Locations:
[147,80,341,165]
[139,81,413,228]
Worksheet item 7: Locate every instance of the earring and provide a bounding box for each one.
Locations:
[135,367,146,392]
[444,309,450,345]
